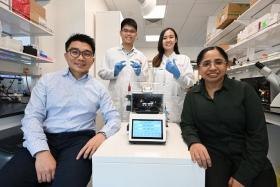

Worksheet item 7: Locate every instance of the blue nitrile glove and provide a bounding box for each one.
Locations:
[165,59,180,79]
[130,60,141,76]
[114,60,126,77]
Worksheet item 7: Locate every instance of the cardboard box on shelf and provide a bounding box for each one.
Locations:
[30,11,46,25]
[218,44,230,51]
[12,0,46,23]
[0,37,23,52]
[30,0,45,19]
[216,3,250,29]
[249,0,258,6]
[12,0,30,19]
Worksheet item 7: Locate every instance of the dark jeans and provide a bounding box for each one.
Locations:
[0,130,95,187]
[206,149,277,187]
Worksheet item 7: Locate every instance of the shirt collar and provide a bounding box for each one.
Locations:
[191,75,230,94]
[118,45,136,55]
[222,75,231,90]
[62,68,90,81]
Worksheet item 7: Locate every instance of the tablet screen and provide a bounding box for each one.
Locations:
[131,119,163,139]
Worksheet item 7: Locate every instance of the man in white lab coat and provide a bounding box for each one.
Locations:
[98,18,148,121]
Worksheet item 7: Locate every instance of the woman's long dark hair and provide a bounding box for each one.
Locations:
[152,28,180,67]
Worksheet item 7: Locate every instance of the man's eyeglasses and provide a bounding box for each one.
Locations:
[121,28,137,34]
[199,59,227,68]
[67,48,93,59]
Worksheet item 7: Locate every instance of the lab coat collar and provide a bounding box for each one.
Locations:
[118,45,137,55]
[162,52,176,61]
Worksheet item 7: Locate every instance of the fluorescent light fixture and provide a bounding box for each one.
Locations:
[143,5,166,19]
[138,0,156,16]
[145,35,159,42]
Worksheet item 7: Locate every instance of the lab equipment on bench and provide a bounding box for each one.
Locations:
[127,82,167,144]
[128,113,166,143]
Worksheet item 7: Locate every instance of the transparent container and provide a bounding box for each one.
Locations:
[129,81,165,114]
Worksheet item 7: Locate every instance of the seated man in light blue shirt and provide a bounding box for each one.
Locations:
[0,33,121,187]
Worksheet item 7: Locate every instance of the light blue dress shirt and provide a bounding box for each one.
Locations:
[21,69,121,156]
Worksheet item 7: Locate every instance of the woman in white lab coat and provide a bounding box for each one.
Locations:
[152,28,194,123]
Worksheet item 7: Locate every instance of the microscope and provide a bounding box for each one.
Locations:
[255,62,280,110]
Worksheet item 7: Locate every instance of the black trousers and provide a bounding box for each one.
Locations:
[0,130,95,187]
[206,149,277,187]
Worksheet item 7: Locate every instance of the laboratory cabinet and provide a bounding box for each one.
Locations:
[92,123,205,187]
[0,6,54,65]
[0,2,54,172]
[0,2,54,122]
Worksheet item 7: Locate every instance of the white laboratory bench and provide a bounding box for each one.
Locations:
[92,122,205,187]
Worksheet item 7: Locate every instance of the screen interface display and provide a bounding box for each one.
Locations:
[132,119,163,139]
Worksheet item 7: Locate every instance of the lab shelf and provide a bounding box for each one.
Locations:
[205,20,247,46]
[226,22,280,58]
[205,0,276,47]
[0,6,53,36]
[0,47,54,64]
[228,52,280,73]
[238,0,276,20]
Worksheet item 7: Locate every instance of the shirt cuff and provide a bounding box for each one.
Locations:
[233,162,257,186]
[23,139,50,157]
[97,131,107,139]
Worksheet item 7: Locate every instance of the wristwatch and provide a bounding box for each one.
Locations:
[97,131,107,138]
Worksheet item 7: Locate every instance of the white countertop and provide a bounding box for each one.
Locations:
[93,122,192,164]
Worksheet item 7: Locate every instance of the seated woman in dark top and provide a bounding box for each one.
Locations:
[180,46,277,187]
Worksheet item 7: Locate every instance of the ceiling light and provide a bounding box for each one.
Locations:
[143,5,166,19]
[145,35,159,42]
[138,0,156,16]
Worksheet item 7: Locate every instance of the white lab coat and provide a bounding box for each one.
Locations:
[152,52,194,123]
[98,46,148,121]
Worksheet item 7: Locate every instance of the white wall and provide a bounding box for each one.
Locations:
[39,0,109,76]
[39,0,85,75]
[94,11,122,80]
[38,1,57,74]
[181,47,203,61]
[85,0,108,37]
